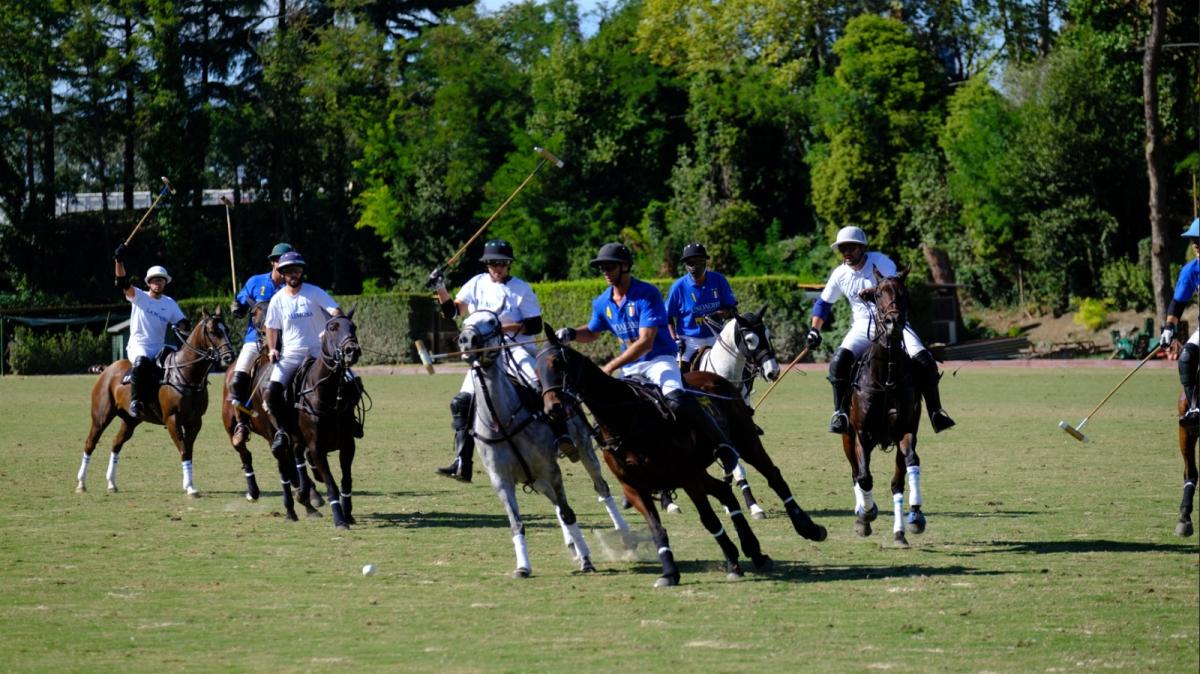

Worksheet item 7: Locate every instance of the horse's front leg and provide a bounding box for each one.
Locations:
[844,432,876,537]
[539,464,596,573]
[165,412,200,498]
[309,445,347,530]
[338,434,356,525]
[737,438,826,541]
[699,474,773,575]
[888,434,920,549]
[1178,393,1198,537]
[227,413,260,502]
[896,430,925,536]
[622,483,679,587]
[729,463,766,519]
[490,470,532,578]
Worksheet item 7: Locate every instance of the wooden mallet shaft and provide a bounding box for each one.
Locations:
[123,177,175,246]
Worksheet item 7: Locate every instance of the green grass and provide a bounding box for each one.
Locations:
[0,368,1196,673]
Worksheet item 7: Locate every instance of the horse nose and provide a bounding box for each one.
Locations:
[763,360,780,381]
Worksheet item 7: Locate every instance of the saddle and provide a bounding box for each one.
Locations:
[686,346,712,373]
[621,375,675,423]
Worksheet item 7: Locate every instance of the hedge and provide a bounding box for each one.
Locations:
[6,275,945,373]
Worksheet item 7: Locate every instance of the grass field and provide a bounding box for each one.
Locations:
[1,367,1197,673]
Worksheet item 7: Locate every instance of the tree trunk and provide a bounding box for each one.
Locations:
[920,243,956,285]
[40,86,55,220]
[1144,0,1170,321]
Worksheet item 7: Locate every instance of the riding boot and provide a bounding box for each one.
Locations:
[1179,344,1200,427]
[550,416,576,455]
[827,348,855,435]
[266,381,291,452]
[666,390,740,477]
[437,392,474,482]
[912,350,955,433]
[127,356,149,418]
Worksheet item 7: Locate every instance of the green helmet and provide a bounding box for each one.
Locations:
[268,242,294,262]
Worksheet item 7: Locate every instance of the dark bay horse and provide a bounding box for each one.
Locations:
[77,310,235,496]
[538,326,793,588]
[1175,391,1197,536]
[843,269,924,548]
[292,310,364,530]
[220,300,324,520]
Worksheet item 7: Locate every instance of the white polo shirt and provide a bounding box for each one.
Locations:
[265,284,340,358]
[126,287,185,359]
[455,273,541,348]
[818,251,898,327]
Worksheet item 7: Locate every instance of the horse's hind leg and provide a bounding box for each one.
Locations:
[577,439,629,530]
[101,418,139,493]
[737,439,826,541]
[492,477,532,578]
[1178,404,1198,537]
[79,404,118,493]
[310,447,348,530]
[887,436,917,549]
[700,474,772,573]
[338,435,356,525]
[623,485,680,587]
[231,438,259,502]
[730,464,765,519]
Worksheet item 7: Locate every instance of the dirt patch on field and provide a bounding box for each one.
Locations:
[968,304,1198,355]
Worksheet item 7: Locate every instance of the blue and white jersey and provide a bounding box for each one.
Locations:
[667,271,737,338]
[1173,258,1200,304]
[234,271,282,342]
[264,284,340,358]
[587,278,677,362]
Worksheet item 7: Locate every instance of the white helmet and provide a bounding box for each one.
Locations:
[830,226,868,250]
[145,265,172,284]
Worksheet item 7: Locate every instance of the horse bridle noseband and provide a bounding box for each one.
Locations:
[163,317,234,392]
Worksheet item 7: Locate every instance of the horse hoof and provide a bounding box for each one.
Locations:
[864,503,878,522]
[804,524,828,542]
[246,493,257,502]
[306,509,324,518]
[512,567,531,579]
[335,523,351,531]
[186,490,201,499]
[666,503,681,514]
[654,575,679,588]
[906,511,926,534]
[750,504,766,520]
[309,490,325,508]
[75,483,86,493]
[1176,520,1194,537]
[893,531,910,548]
[107,485,118,494]
[752,555,774,572]
[726,571,744,581]
[346,515,357,525]
[855,519,873,537]
[285,511,299,522]
[580,558,596,573]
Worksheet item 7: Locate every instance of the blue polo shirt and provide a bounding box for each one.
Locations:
[1174,259,1200,304]
[235,271,283,342]
[588,277,678,362]
[666,271,737,338]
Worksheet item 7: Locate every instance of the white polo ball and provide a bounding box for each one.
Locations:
[362,564,376,576]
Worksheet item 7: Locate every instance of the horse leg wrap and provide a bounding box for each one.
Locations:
[599,496,629,530]
[513,533,531,572]
[906,465,922,507]
[892,493,904,533]
[1183,481,1197,518]
[77,453,91,484]
[181,460,194,491]
[106,453,119,488]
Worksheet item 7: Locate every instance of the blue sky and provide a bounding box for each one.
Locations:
[475,0,609,36]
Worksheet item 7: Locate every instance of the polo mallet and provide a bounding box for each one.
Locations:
[123,176,176,246]
[1058,344,1163,442]
[220,196,238,296]
[753,346,810,411]
[431,147,564,279]
[415,335,546,375]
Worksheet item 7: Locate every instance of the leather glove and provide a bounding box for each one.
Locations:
[426,267,446,292]
[556,327,576,344]
[113,243,126,262]
[1160,324,1177,348]
[806,327,822,350]
[230,301,247,318]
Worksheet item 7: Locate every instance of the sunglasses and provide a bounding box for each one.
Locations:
[486,261,511,267]
[596,263,620,273]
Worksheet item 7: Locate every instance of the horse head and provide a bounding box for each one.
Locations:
[871,267,910,345]
[321,307,361,369]
[250,300,269,348]
[191,308,235,367]
[538,323,582,424]
[458,310,506,368]
[733,304,780,381]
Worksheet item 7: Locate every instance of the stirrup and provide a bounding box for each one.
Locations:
[1180,407,1200,428]
[128,400,143,419]
[930,409,956,433]
[828,411,849,435]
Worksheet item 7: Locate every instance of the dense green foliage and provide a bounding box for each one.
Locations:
[0,0,1196,315]
[6,325,108,374]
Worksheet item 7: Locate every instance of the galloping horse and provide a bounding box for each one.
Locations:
[539,326,794,588]
[1175,391,1197,536]
[692,306,781,517]
[292,310,364,530]
[220,300,324,520]
[77,310,235,496]
[843,269,925,548]
[459,311,599,577]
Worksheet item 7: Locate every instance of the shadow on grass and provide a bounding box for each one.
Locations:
[802,508,1041,520]
[364,510,565,530]
[615,559,1001,585]
[967,539,1198,555]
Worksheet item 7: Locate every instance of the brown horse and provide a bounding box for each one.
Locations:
[292,310,363,530]
[843,269,924,548]
[220,300,324,520]
[1174,391,1197,536]
[539,326,808,587]
[77,310,235,496]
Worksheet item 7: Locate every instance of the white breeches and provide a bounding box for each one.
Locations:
[839,320,926,358]
[269,349,316,384]
[617,355,684,396]
[126,345,157,362]
[681,335,716,362]
[1189,329,1199,346]
[234,341,261,374]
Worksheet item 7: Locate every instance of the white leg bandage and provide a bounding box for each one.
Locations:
[892,492,904,533]
[906,465,922,507]
[853,482,866,513]
[106,453,119,486]
[181,460,194,489]
[77,454,91,483]
[513,533,530,571]
[566,523,590,560]
[600,495,629,530]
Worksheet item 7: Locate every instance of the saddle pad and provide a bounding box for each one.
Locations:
[621,377,674,421]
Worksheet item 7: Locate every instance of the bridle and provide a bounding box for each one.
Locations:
[319,315,360,371]
[296,314,363,418]
[163,316,234,393]
[869,279,908,390]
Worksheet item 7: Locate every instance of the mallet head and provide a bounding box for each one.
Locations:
[160,176,176,195]
[414,339,435,375]
[220,195,234,209]
[1058,420,1088,443]
[534,146,565,169]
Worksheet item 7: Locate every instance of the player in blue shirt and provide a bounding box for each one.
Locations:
[666,242,737,370]
[226,242,291,438]
[554,242,741,476]
[1161,218,1200,426]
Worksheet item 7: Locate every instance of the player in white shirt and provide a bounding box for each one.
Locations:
[806,226,955,435]
[427,239,560,482]
[263,251,343,452]
[113,243,188,419]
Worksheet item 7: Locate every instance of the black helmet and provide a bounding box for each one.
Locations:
[590,242,633,268]
[480,239,515,263]
[681,242,708,261]
[276,251,306,271]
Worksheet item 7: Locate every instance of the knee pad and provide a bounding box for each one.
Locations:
[828,348,855,383]
[1180,344,1198,386]
[450,392,473,430]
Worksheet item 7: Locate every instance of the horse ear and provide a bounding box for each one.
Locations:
[200,307,209,319]
[346,303,356,320]
[873,266,884,284]
[758,303,768,319]
[897,267,910,281]
[214,305,223,317]
[545,322,560,346]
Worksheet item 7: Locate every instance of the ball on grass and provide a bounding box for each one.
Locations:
[362,564,376,576]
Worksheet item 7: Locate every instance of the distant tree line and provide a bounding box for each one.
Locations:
[0,0,1196,316]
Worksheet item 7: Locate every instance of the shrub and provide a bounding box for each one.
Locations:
[8,325,109,374]
[1073,297,1112,331]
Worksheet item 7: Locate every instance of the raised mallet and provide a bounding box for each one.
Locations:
[432,147,564,278]
[123,176,176,246]
[1058,344,1163,442]
[221,196,238,296]
[753,346,810,411]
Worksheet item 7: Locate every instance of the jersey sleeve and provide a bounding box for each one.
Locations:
[665,282,682,320]
[516,281,541,318]
[454,276,476,306]
[586,298,608,334]
[264,294,283,330]
[235,277,254,306]
[638,291,668,329]
[312,287,339,313]
[168,301,186,324]
[1174,260,1200,303]
[818,268,843,305]
[127,287,146,307]
[871,253,898,278]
